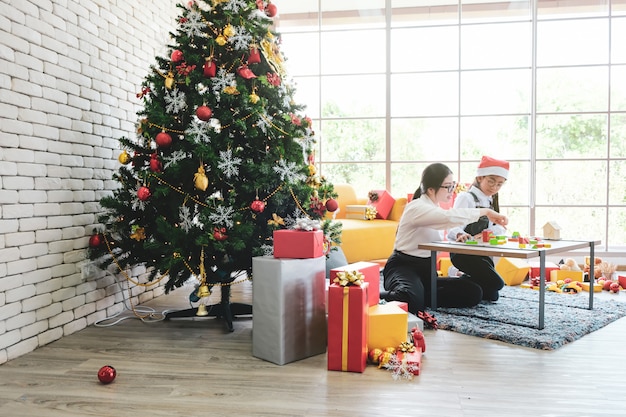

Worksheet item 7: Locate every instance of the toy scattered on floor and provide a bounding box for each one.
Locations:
[560,258,582,271]
[97,365,117,384]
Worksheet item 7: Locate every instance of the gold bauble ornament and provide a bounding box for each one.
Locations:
[249,92,260,104]
[118,150,131,165]
[215,35,227,46]
[224,85,239,95]
[194,165,209,191]
[223,24,235,38]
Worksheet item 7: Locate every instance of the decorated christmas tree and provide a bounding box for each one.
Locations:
[88,0,342,328]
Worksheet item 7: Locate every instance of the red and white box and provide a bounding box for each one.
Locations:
[330,261,380,307]
[327,282,369,373]
[367,190,396,220]
[528,261,560,281]
[273,229,324,259]
[396,349,422,375]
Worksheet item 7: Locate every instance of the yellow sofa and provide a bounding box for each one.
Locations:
[330,184,407,264]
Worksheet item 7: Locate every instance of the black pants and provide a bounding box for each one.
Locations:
[450,253,505,301]
[383,250,483,315]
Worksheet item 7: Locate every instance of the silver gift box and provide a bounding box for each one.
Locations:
[252,256,327,365]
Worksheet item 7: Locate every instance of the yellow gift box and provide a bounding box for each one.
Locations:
[495,257,530,286]
[367,303,408,351]
[549,269,584,282]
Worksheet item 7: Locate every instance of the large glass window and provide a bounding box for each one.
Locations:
[276,0,626,251]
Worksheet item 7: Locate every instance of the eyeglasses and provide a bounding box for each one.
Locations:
[439,182,456,193]
[484,177,506,188]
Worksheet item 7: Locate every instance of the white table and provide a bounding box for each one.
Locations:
[417,239,600,329]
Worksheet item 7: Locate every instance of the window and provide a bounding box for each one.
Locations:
[276,0,626,251]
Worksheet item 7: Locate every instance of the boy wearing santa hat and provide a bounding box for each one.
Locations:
[447,156,509,301]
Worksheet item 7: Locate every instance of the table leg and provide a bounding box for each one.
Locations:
[589,242,595,310]
[431,251,437,310]
[538,251,545,330]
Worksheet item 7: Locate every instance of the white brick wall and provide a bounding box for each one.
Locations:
[0,0,177,364]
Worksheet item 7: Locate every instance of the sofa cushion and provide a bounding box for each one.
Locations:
[337,218,399,263]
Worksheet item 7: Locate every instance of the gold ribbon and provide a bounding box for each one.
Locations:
[398,341,416,353]
[365,206,377,220]
[333,270,364,287]
[342,286,349,371]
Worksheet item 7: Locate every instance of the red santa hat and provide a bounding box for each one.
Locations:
[476,156,509,179]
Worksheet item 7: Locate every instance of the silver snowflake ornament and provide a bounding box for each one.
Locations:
[208,205,235,229]
[217,149,242,179]
[273,158,306,184]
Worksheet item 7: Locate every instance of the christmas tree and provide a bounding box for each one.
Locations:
[88,0,342,328]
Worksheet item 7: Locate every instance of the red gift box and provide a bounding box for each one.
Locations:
[330,262,380,307]
[396,349,422,375]
[387,301,408,312]
[327,282,369,373]
[528,261,560,281]
[273,229,324,259]
[367,190,395,220]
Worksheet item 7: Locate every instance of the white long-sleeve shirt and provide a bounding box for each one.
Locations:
[447,186,506,241]
[394,194,482,258]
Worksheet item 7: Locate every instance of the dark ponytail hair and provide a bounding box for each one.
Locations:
[413,163,453,199]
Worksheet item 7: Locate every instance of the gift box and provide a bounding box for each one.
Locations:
[345,204,376,220]
[273,229,324,259]
[407,312,424,332]
[396,350,422,376]
[327,282,369,373]
[550,269,584,282]
[368,303,408,351]
[529,261,560,281]
[495,257,530,286]
[252,256,327,365]
[367,190,396,220]
[330,262,380,307]
[387,301,408,312]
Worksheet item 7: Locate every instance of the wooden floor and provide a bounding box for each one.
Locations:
[1,278,625,417]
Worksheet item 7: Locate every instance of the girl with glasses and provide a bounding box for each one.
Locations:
[381,162,508,325]
[446,156,509,301]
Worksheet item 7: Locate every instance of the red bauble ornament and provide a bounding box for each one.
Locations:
[203,58,216,77]
[237,65,256,79]
[248,46,261,64]
[213,227,227,241]
[89,233,102,248]
[149,153,162,172]
[196,105,213,121]
[137,186,151,201]
[266,3,278,17]
[325,198,339,212]
[171,49,184,63]
[155,131,172,148]
[250,199,266,213]
[97,365,116,384]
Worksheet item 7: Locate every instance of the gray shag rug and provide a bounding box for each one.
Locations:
[429,286,626,350]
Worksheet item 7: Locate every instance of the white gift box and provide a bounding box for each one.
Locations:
[252,256,327,365]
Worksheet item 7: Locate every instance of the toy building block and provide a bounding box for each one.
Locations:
[543,221,562,240]
[496,257,530,286]
[580,282,603,292]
